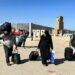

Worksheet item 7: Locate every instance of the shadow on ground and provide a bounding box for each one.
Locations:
[54,58,65,65]
[25,46,38,48]
[18,46,38,49]
[28,56,42,61]
[20,59,29,64]
[20,56,42,64]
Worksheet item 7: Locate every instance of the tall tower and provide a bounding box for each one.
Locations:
[53,16,64,36]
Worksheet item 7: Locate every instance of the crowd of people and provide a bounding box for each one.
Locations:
[0,22,53,66]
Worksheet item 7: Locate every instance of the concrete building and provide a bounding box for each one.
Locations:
[52,16,64,36]
[12,22,53,37]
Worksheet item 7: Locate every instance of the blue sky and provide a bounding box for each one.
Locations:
[0,0,75,30]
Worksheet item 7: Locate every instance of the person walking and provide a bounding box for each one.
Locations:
[38,30,53,66]
[31,32,33,41]
[17,31,29,48]
[22,31,29,48]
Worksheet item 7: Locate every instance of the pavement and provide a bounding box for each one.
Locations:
[0,37,75,75]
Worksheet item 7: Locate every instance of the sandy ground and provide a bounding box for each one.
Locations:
[0,36,75,75]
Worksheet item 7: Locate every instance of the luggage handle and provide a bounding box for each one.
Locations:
[36,48,40,53]
[36,48,39,51]
[13,49,18,54]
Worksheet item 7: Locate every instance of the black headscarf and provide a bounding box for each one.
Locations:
[45,30,50,37]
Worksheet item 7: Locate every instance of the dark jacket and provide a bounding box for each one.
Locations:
[38,34,53,60]
[38,34,53,50]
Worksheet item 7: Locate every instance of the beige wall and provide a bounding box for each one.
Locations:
[32,29,45,41]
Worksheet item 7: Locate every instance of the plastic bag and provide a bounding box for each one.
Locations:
[50,50,55,63]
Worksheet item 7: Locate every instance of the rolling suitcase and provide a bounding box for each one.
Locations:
[64,47,73,61]
[29,51,39,60]
[12,50,21,64]
[73,53,75,60]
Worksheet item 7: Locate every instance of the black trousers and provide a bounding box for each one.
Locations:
[22,39,26,47]
[4,45,13,63]
[40,47,50,64]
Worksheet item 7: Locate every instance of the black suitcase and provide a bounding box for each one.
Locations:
[12,53,21,64]
[29,51,39,60]
[64,47,73,60]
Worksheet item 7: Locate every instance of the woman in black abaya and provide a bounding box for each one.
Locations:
[38,30,53,66]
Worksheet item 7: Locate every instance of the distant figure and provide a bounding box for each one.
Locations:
[31,32,33,41]
[11,27,16,35]
[22,31,29,48]
[2,22,17,66]
[38,30,53,66]
[16,31,29,48]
